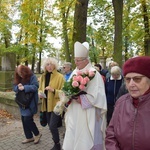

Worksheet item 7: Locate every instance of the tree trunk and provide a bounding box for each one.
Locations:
[72,0,89,46]
[61,0,71,62]
[112,0,123,66]
[71,0,89,67]
[141,0,150,56]
[31,46,35,72]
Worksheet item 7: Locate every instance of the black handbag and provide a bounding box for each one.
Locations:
[40,111,47,127]
[15,90,34,109]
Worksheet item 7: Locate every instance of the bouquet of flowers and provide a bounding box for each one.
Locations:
[53,70,96,115]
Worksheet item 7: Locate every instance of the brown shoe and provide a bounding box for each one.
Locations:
[22,138,34,144]
[34,133,42,144]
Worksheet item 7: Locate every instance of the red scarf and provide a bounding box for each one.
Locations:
[133,88,150,108]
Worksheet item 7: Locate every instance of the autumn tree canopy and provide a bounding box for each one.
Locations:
[0,0,149,72]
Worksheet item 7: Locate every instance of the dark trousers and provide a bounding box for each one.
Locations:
[107,104,114,126]
[46,112,61,143]
[21,115,39,139]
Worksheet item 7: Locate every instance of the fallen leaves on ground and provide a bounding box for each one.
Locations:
[0,109,14,119]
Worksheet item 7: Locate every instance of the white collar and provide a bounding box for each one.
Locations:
[110,75,122,80]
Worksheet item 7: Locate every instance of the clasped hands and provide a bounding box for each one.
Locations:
[38,86,55,99]
[45,86,55,93]
[18,83,24,91]
[71,96,81,104]
[71,91,86,104]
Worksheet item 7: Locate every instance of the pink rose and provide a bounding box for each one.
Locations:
[88,71,95,77]
[84,76,90,83]
[73,76,78,81]
[72,81,79,87]
[77,75,83,82]
[84,70,89,75]
[76,71,82,76]
[79,84,85,90]
[80,78,87,85]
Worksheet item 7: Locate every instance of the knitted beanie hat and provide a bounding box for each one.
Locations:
[123,56,150,78]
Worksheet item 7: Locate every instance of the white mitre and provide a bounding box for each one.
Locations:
[74,41,89,57]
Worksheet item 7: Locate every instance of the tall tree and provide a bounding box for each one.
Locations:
[123,0,132,61]
[72,0,89,44]
[59,0,75,62]
[70,0,89,66]
[16,0,47,72]
[140,0,150,55]
[112,0,123,66]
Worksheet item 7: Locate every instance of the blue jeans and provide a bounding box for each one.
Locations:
[21,115,39,139]
[47,112,61,143]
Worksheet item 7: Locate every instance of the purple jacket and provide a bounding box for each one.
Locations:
[105,92,150,150]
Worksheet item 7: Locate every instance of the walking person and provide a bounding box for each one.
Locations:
[105,66,123,125]
[13,65,42,144]
[62,41,107,150]
[38,57,64,150]
[94,63,108,78]
[63,62,72,81]
[94,63,106,82]
[105,56,150,150]
[106,61,119,79]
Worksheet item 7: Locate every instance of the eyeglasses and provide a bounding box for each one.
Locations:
[74,58,86,62]
[124,76,145,83]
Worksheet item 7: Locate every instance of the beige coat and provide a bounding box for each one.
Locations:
[39,69,65,112]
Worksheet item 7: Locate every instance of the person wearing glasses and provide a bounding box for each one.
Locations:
[63,41,107,150]
[105,56,150,150]
[63,62,72,81]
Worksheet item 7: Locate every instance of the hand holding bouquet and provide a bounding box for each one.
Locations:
[53,70,96,115]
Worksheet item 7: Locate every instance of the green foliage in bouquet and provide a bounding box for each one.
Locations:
[62,78,80,96]
[62,70,96,97]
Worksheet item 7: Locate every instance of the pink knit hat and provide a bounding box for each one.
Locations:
[123,56,150,78]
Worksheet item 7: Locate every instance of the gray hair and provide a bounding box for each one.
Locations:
[64,62,72,68]
[42,57,59,72]
[111,66,121,75]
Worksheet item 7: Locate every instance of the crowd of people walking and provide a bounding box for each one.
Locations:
[13,41,150,150]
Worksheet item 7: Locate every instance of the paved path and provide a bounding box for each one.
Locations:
[0,115,65,150]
